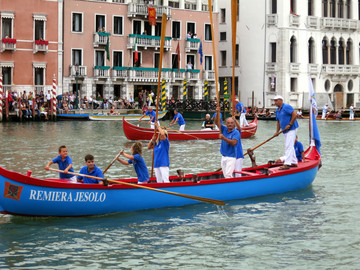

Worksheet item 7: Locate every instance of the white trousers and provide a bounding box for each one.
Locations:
[240,113,248,126]
[150,121,160,129]
[155,166,170,183]
[221,156,236,178]
[283,129,297,165]
[322,112,326,119]
[234,158,244,177]
[179,124,185,131]
[350,112,354,120]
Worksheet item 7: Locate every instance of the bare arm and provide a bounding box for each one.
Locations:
[215,107,221,130]
[147,134,156,149]
[284,110,297,131]
[45,161,54,170]
[64,163,72,174]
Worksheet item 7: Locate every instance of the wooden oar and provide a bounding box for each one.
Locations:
[47,168,225,206]
[231,0,237,116]
[103,151,122,174]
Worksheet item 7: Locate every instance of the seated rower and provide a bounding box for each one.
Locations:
[202,114,214,130]
[77,154,104,184]
[276,136,304,165]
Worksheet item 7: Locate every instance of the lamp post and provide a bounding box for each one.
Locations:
[75,64,79,109]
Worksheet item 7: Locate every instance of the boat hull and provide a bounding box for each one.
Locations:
[123,116,258,140]
[89,110,168,121]
[0,148,320,217]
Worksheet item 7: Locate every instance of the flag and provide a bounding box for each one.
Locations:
[133,37,138,65]
[309,77,321,155]
[176,42,180,69]
[148,7,157,26]
[105,36,110,61]
[198,41,203,65]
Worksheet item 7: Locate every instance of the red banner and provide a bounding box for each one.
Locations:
[4,181,23,201]
[148,7,157,26]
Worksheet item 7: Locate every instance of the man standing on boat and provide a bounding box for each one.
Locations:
[274,95,299,170]
[349,104,355,120]
[235,99,249,127]
[139,106,158,129]
[215,106,240,178]
[169,109,186,131]
[322,104,329,119]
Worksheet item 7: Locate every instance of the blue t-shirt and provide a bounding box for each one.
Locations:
[154,137,170,168]
[128,154,149,183]
[174,113,185,126]
[236,128,244,159]
[294,140,304,161]
[145,110,156,123]
[212,112,223,125]
[52,155,75,179]
[275,103,299,133]
[220,125,240,158]
[77,165,104,184]
[235,102,246,113]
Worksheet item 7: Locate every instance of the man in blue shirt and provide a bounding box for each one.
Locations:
[139,106,159,129]
[170,109,186,131]
[274,95,299,170]
[277,136,304,163]
[77,155,104,184]
[215,106,241,178]
[235,99,248,127]
[211,112,223,129]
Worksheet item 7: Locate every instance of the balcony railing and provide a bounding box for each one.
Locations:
[94,66,111,78]
[289,14,300,27]
[266,62,277,72]
[289,63,300,73]
[70,65,87,77]
[127,34,171,50]
[308,64,318,74]
[320,17,358,31]
[322,64,359,75]
[185,38,200,52]
[203,70,215,81]
[307,16,318,28]
[93,32,110,47]
[33,40,49,53]
[1,38,16,52]
[127,67,171,82]
[266,14,278,26]
[112,67,128,80]
[127,3,171,19]
[34,86,45,94]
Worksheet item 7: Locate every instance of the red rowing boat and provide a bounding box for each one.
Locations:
[123,116,257,140]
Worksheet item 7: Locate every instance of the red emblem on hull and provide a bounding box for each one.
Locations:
[4,181,23,201]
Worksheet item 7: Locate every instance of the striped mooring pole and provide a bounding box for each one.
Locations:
[51,75,57,120]
[204,80,208,101]
[161,79,166,111]
[0,73,3,122]
[224,78,228,111]
[182,78,187,101]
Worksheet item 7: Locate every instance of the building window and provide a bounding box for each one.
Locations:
[186,55,195,69]
[330,0,336,17]
[346,39,352,64]
[220,8,226,23]
[169,1,179,8]
[172,54,180,69]
[220,51,226,66]
[290,0,297,14]
[72,49,82,65]
[290,36,296,63]
[95,14,106,32]
[185,3,196,10]
[220,32,226,41]
[338,0,344,18]
[154,53,160,68]
[308,0,314,16]
[271,0,277,14]
[205,24,212,41]
[270,42,276,62]
[113,16,123,35]
[133,20,141,35]
[330,39,336,64]
[2,67,12,85]
[338,39,345,64]
[205,55,212,70]
[1,18,13,38]
[187,22,195,37]
[322,39,328,64]
[72,13,83,33]
[346,0,351,19]
[235,44,239,66]
[155,23,162,36]
[35,68,44,86]
[270,76,276,92]
[35,20,45,40]
[172,21,180,39]
[290,78,297,92]
[323,0,328,17]
[113,51,123,67]
[308,38,315,64]
[133,52,142,67]
[95,50,105,66]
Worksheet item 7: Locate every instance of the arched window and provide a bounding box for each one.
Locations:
[308,38,315,63]
[346,39,353,64]
[322,39,329,64]
[330,0,336,17]
[346,0,351,19]
[290,36,297,63]
[323,0,328,17]
[308,0,314,16]
[338,39,344,65]
[330,38,337,64]
[338,0,344,18]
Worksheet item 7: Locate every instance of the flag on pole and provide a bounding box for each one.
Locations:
[198,41,203,65]
[105,36,110,61]
[176,42,180,70]
[309,77,321,155]
[133,37,138,65]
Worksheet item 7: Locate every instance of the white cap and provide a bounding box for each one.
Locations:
[235,99,239,102]
[273,95,283,100]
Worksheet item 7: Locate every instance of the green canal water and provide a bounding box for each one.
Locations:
[0,119,359,269]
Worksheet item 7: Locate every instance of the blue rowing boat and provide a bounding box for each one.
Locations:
[0,147,320,217]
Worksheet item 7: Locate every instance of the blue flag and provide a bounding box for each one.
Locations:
[198,41,203,65]
[309,77,321,155]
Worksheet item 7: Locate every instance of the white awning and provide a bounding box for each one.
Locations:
[33,13,47,21]
[1,11,15,19]
[32,62,47,68]
[0,61,14,68]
